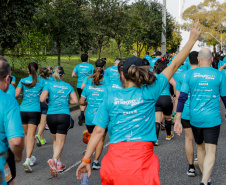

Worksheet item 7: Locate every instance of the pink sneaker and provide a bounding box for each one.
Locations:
[47,158,58,177]
[57,164,66,172]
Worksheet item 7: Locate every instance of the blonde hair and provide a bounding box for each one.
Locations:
[39,67,50,79]
[53,66,64,81]
[89,67,104,86]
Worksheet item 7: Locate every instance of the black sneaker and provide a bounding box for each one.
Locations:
[78,115,83,126]
[208,181,212,185]
[200,183,205,185]
[92,162,101,170]
[82,115,85,124]
[187,167,195,177]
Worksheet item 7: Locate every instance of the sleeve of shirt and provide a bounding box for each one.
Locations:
[42,83,49,92]
[12,76,16,82]
[180,73,190,94]
[5,98,24,140]
[17,79,23,88]
[81,85,87,98]
[69,84,75,94]
[220,72,226,97]
[73,66,78,73]
[93,96,110,129]
[144,73,168,101]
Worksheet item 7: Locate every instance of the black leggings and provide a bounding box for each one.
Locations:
[47,114,72,135]
[156,120,172,139]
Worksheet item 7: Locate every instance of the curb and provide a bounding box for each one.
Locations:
[70,104,80,112]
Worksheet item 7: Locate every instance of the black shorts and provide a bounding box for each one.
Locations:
[191,125,221,145]
[155,95,173,116]
[77,88,83,99]
[47,114,73,135]
[86,125,108,134]
[40,102,48,115]
[20,112,41,126]
[181,119,191,129]
[6,148,16,183]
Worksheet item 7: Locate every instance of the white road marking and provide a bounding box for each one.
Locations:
[60,142,109,174]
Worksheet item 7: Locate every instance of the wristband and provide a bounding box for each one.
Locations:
[82,158,91,163]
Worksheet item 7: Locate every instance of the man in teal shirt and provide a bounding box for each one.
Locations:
[0,56,24,185]
[72,54,95,125]
[150,51,162,71]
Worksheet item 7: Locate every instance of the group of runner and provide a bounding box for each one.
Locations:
[0,20,225,185]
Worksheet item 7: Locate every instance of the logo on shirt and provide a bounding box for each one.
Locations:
[114,97,143,106]
[123,110,137,115]
[194,73,215,80]
[199,83,208,86]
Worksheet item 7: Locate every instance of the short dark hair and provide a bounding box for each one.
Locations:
[146,51,149,55]
[155,51,162,56]
[95,59,106,68]
[81,54,88,62]
[189,51,199,65]
[0,56,11,81]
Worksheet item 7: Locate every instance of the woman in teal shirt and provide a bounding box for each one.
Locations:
[40,66,78,177]
[80,67,106,170]
[76,21,201,185]
[16,62,45,173]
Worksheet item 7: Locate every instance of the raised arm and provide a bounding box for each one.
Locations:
[162,20,201,81]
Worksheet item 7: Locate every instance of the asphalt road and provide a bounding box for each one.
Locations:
[16,104,226,185]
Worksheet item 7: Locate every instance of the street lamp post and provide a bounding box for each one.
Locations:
[205,32,223,51]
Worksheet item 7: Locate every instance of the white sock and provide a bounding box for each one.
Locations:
[54,158,57,164]
[57,162,62,165]
[26,158,30,161]
[94,160,98,163]
[208,179,212,183]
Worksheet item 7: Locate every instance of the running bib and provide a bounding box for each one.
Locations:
[4,163,12,182]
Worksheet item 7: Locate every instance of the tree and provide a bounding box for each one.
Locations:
[35,0,85,66]
[182,0,226,52]
[0,0,41,55]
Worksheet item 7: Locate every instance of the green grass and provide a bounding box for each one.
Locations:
[8,54,115,90]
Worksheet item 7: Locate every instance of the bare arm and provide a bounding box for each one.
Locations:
[79,96,86,106]
[219,64,226,71]
[40,90,49,102]
[69,92,78,104]
[15,87,22,98]
[8,137,24,162]
[162,21,201,81]
[72,72,77,78]
[76,126,105,179]
[11,81,16,87]
[81,83,86,90]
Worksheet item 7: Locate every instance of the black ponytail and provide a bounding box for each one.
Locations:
[22,62,38,88]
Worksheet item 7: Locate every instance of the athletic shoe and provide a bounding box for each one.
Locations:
[47,158,58,177]
[45,124,49,130]
[154,140,159,146]
[92,162,101,170]
[29,156,36,166]
[57,164,66,172]
[82,130,89,144]
[23,160,32,173]
[194,158,202,174]
[41,139,46,145]
[208,181,212,185]
[78,115,83,126]
[166,131,174,141]
[200,183,205,185]
[187,167,195,177]
[35,134,41,147]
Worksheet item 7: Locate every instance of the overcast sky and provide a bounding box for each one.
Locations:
[130,0,224,52]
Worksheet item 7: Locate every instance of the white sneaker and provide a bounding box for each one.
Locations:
[29,156,36,166]
[23,160,32,173]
